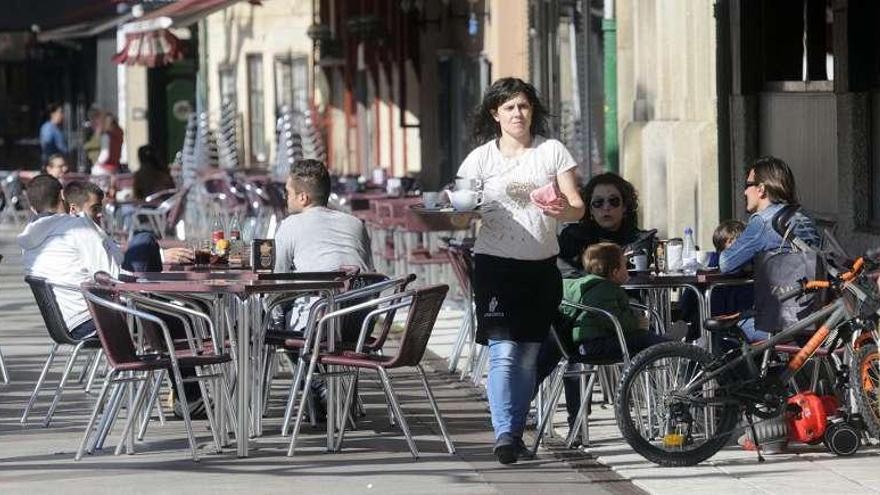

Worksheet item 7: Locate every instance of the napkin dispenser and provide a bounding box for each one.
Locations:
[251,239,275,272]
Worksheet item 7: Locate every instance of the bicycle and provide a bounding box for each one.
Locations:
[614,249,880,466]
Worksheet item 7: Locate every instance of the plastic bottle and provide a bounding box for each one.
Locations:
[682,227,697,265]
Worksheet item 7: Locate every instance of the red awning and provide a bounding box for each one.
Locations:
[113,0,261,67]
[122,0,261,35]
[113,29,184,68]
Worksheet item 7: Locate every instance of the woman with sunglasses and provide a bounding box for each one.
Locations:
[557,172,649,278]
[457,77,585,465]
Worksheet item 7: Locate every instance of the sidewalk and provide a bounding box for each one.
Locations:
[0,223,638,495]
[425,300,880,495]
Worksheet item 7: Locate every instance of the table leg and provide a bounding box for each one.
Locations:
[236,295,250,457]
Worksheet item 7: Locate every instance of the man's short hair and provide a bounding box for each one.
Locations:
[47,103,62,115]
[63,181,104,207]
[289,159,331,206]
[712,219,746,252]
[749,156,798,205]
[582,242,625,279]
[26,174,63,214]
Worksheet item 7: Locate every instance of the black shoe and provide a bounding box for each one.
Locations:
[493,433,518,465]
[515,437,535,460]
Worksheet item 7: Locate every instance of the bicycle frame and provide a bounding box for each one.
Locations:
[676,294,850,402]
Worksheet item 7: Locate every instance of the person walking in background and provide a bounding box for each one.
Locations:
[39,103,67,164]
[133,144,176,201]
[91,113,124,176]
[83,107,105,166]
[457,77,585,465]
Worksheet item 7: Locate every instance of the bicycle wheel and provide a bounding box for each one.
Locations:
[615,342,739,467]
[851,343,880,439]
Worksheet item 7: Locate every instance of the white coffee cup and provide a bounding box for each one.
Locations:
[422,191,440,209]
[448,189,482,211]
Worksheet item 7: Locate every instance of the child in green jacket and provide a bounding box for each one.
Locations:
[561,242,667,360]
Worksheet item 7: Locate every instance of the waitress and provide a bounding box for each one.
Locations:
[457,77,584,465]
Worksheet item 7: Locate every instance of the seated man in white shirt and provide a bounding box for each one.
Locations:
[63,180,192,271]
[18,175,120,339]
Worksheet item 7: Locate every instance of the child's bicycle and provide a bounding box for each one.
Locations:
[614,250,880,466]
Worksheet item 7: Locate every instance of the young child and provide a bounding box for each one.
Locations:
[562,242,668,360]
[679,219,755,343]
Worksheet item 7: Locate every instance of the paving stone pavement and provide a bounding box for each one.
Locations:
[0,223,639,495]
[1,219,877,495]
[426,293,880,495]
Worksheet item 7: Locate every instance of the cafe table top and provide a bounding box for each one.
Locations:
[128,270,353,282]
[114,277,347,296]
[624,270,753,289]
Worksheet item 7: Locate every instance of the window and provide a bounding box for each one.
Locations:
[274,54,309,115]
[246,54,267,163]
[219,65,236,104]
[762,0,834,87]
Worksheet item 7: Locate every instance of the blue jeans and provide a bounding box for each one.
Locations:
[486,339,542,439]
[739,317,769,342]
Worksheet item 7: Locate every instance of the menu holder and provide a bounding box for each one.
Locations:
[250,239,275,272]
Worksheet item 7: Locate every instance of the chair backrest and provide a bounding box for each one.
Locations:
[386,284,449,368]
[82,286,140,368]
[24,275,79,345]
[339,273,408,346]
[163,186,190,235]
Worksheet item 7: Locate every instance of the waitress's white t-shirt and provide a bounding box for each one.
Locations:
[456,136,577,260]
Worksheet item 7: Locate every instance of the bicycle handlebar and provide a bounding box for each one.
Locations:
[777,279,831,303]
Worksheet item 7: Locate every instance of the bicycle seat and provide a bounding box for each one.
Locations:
[703,312,742,332]
[703,312,750,341]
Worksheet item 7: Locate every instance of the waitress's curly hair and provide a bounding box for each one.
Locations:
[469,77,550,146]
[582,172,640,230]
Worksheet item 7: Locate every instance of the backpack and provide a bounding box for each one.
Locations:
[753,205,823,334]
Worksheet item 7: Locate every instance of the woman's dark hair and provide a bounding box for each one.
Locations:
[469,77,549,145]
[581,172,639,230]
[138,144,167,171]
[748,155,798,205]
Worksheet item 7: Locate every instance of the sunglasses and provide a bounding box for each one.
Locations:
[590,196,622,209]
[744,181,760,190]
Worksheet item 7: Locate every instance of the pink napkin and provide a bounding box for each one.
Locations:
[530,180,561,207]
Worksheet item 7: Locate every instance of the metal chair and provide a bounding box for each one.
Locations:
[288,284,455,458]
[21,276,102,426]
[76,285,235,461]
[531,301,635,454]
[267,273,417,436]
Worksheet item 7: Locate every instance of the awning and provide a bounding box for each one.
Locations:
[114,0,260,67]
[37,13,134,43]
[120,0,261,35]
[113,29,185,68]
